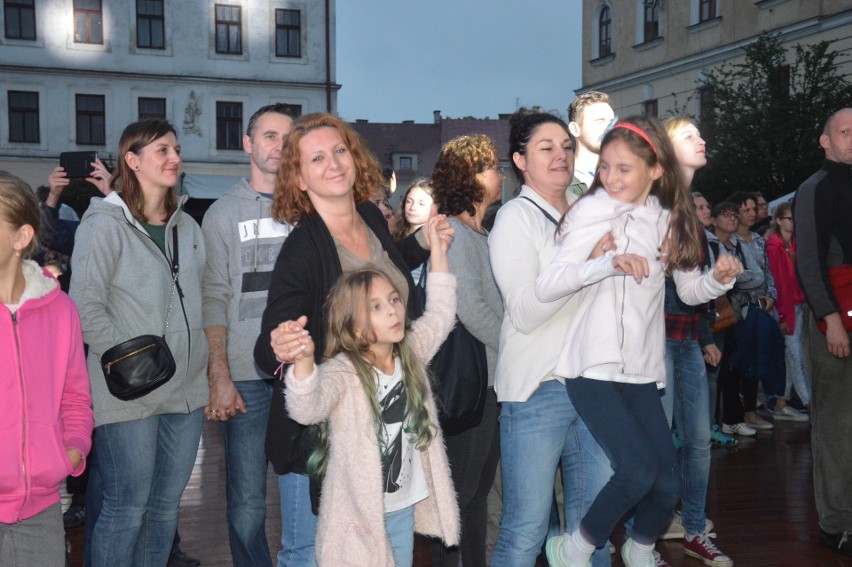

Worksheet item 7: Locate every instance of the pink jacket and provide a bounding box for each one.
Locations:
[0,261,93,523]
[766,233,804,335]
[285,272,460,566]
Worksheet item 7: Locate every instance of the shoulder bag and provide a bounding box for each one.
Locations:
[416,267,488,436]
[101,228,179,401]
[816,264,852,334]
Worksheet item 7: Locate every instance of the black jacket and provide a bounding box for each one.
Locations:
[794,159,852,319]
[254,202,429,475]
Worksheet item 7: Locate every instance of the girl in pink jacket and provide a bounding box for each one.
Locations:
[271,221,459,567]
[0,171,93,565]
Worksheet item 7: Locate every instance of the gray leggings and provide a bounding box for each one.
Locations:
[0,501,65,566]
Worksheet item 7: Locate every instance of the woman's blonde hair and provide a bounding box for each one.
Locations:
[272,113,384,225]
[307,268,435,479]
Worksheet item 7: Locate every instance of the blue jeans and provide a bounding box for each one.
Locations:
[493,380,612,567]
[663,339,712,536]
[566,379,680,547]
[784,305,811,406]
[222,380,274,566]
[385,506,415,567]
[277,473,318,567]
[90,409,203,567]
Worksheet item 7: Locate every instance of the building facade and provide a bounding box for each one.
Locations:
[352,112,517,205]
[579,0,852,118]
[1,0,338,193]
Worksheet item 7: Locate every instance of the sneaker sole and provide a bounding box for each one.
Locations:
[683,547,734,567]
[772,414,809,422]
[721,425,756,437]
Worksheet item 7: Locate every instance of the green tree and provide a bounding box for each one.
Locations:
[694,33,852,204]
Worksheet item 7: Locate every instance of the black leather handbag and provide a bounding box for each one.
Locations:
[101,334,176,400]
[417,267,488,436]
[101,228,180,401]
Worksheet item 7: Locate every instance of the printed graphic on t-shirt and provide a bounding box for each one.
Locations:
[379,379,408,493]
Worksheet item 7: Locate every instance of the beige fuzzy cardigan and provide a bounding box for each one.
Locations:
[285,271,461,566]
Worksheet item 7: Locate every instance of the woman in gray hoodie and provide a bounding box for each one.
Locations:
[70,119,208,567]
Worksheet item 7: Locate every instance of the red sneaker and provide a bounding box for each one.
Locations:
[683,532,733,567]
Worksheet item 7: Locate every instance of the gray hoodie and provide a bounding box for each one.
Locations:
[70,192,209,426]
[201,180,292,380]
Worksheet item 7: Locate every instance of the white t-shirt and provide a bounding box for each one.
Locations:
[375,356,429,513]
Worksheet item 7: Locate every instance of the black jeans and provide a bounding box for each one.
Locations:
[431,388,500,566]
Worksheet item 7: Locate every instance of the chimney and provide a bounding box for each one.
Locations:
[433,110,442,124]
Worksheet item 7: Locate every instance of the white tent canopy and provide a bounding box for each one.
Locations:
[768,191,796,213]
[180,173,245,200]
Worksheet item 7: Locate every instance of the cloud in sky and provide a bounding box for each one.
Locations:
[336,1,583,123]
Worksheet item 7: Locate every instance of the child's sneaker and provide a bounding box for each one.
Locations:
[653,549,671,567]
[683,531,733,567]
[545,534,591,567]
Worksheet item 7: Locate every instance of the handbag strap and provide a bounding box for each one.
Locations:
[162,227,180,336]
[520,196,559,226]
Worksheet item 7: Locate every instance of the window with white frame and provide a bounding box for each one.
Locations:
[643,1,659,42]
[215,4,242,54]
[138,97,166,120]
[76,94,105,145]
[137,0,164,49]
[73,0,103,44]
[8,90,39,143]
[4,0,36,40]
[216,101,243,149]
[598,5,612,57]
[275,8,301,58]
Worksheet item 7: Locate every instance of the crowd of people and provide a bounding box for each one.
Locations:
[1,97,851,567]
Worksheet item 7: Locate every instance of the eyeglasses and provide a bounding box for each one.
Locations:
[483,165,505,175]
[720,212,740,220]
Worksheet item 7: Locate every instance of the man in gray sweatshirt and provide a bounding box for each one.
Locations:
[201,104,294,566]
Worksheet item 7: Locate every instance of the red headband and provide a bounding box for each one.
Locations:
[613,122,657,154]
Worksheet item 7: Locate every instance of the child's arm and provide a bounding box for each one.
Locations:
[673,255,743,305]
[407,218,457,361]
[278,318,347,425]
[427,214,452,273]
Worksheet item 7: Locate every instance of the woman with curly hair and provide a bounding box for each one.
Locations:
[428,134,504,566]
[254,113,452,566]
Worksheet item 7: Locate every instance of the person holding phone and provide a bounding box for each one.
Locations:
[41,157,111,258]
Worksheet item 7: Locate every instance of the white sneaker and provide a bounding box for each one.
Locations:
[721,422,756,436]
[621,538,655,567]
[545,534,591,567]
[772,405,809,422]
[661,510,715,539]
